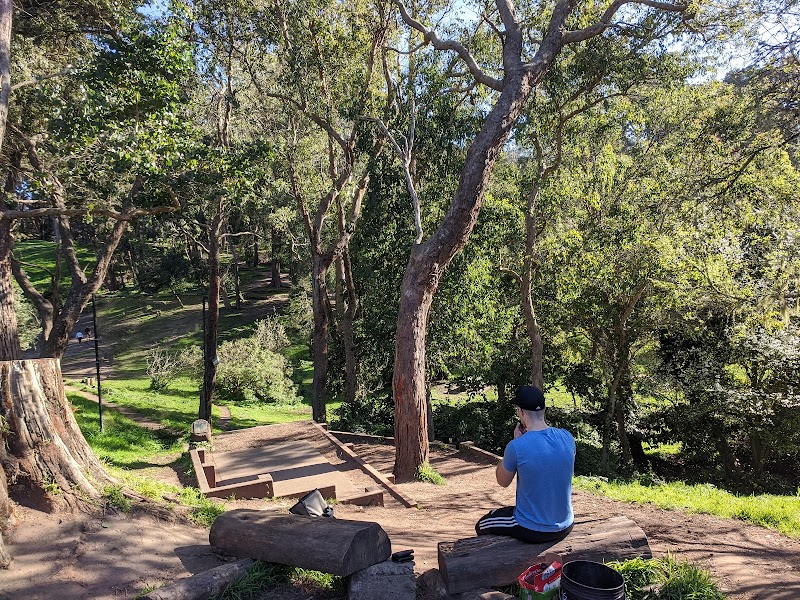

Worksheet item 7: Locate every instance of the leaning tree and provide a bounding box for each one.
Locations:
[390,0,693,480]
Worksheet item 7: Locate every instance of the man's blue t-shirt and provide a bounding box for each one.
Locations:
[501,427,575,532]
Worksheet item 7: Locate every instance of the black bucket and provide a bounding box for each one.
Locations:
[560,560,625,600]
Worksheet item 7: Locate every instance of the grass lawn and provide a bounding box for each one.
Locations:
[575,476,800,540]
[80,377,325,433]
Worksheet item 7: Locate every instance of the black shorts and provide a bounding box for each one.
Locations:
[475,506,573,544]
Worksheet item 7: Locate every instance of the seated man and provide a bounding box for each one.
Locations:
[475,385,575,543]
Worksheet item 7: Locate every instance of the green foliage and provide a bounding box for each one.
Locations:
[330,392,394,436]
[416,462,446,485]
[102,485,132,512]
[216,338,298,404]
[609,557,724,600]
[14,294,40,351]
[213,560,344,600]
[432,397,516,454]
[284,286,313,335]
[252,317,290,353]
[576,476,800,539]
[178,486,226,527]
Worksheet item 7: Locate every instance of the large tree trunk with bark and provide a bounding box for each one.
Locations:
[340,251,358,405]
[0,1,17,566]
[0,359,113,511]
[0,220,20,362]
[311,253,332,422]
[201,205,224,422]
[393,68,537,481]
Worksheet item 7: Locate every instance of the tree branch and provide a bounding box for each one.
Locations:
[11,65,73,91]
[562,0,688,44]
[393,0,504,91]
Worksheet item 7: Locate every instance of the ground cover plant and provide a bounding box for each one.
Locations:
[609,557,724,600]
[213,561,345,600]
[576,476,800,540]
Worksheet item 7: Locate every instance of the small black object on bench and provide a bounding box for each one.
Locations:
[438,515,651,594]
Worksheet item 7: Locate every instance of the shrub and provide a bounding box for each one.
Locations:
[252,317,289,353]
[15,294,40,351]
[146,347,183,390]
[330,392,395,436]
[216,338,298,403]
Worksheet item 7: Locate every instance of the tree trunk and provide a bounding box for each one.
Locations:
[340,252,358,405]
[252,226,259,267]
[271,226,281,288]
[227,229,241,309]
[393,68,538,481]
[0,359,113,513]
[522,194,544,389]
[311,253,331,422]
[39,219,130,359]
[0,220,20,362]
[201,204,224,422]
[0,2,17,565]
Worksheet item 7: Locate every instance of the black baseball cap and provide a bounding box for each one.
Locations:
[513,386,546,411]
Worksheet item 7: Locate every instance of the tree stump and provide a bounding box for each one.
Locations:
[0,359,113,513]
[210,509,392,576]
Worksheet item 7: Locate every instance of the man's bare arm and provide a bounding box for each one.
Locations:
[496,462,515,487]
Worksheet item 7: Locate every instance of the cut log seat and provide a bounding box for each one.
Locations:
[438,515,651,594]
[210,509,392,577]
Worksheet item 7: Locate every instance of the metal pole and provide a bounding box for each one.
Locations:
[91,294,103,432]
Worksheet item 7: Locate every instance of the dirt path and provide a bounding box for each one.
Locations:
[2,439,799,599]
[336,444,800,600]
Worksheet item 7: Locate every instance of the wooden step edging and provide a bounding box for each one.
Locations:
[312,423,417,508]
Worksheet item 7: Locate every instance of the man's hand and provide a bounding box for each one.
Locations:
[514,422,526,439]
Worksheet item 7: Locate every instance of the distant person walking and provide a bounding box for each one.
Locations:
[475,385,576,543]
[75,330,84,344]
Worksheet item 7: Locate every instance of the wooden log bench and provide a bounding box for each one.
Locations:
[439,515,651,594]
[210,509,392,577]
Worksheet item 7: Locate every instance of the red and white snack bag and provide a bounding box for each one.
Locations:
[519,560,562,593]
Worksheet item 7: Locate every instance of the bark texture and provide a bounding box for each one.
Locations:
[0,359,113,512]
[0,220,20,362]
[201,201,224,422]
[0,0,16,566]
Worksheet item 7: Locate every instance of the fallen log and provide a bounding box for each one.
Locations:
[210,509,392,576]
[140,559,254,600]
[439,515,651,594]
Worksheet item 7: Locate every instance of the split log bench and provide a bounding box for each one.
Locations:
[210,509,393,577]
[439,515,651,594]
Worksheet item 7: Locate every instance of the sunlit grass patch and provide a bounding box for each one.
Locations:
[575,476,800,539]
[213,560,344,600]
[68,392,184,468]
[609,556,724,600]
